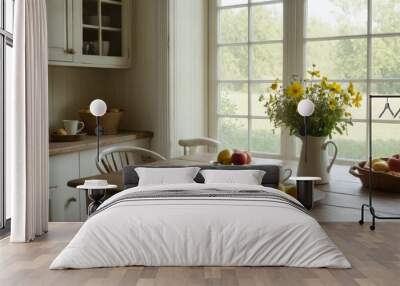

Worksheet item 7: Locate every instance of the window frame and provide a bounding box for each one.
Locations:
[0,0,13,232]
[209,0,288,159]
[209,0,302,160]
[303,0,400,162]
[210,0,400,163]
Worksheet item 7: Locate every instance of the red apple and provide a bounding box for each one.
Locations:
[231,151,247,165]
[388,157,400,172]
[244,151,252,164]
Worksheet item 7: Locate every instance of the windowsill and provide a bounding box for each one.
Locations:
[251,151,362,167]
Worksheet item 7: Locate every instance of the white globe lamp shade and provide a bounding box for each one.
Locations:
[297,99,315,117]
[90,99,107,117]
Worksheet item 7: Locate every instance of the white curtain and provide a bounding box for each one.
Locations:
[7,0,49,242]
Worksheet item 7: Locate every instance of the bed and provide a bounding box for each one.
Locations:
[50,165,350,269]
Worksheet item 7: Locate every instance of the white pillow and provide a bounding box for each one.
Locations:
[135,167,201,186]
[200,169,266,185]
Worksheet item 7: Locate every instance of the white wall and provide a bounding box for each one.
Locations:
[105,0,208,157]
[169,0,208,157]
[105,0,170,156]
[48,66,109,130]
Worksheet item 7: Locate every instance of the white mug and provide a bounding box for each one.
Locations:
[63,120,85,135]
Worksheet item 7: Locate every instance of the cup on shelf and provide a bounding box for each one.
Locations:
[63,120,85,135]
[92,42,99,55]
[102,41,110,56]
[87,16,99,26]
[83,41,91,55]
[101,16,111,27]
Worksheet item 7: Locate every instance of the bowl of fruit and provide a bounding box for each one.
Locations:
[349,154,400,192]
[214,149,252,165]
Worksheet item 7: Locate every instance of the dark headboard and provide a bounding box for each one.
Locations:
[123,165,283,189]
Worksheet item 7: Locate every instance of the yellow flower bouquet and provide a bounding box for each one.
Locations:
[259,65,362,138]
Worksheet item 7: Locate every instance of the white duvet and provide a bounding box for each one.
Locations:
[50,183,350,269]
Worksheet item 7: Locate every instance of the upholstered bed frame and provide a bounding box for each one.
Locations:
[123,165,282,189]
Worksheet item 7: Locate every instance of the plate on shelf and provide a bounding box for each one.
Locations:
[50,133,87,143]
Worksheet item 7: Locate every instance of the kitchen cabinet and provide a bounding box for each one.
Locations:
[46,0,131,68]
[49,137,151,222]
[49,153,81,222]
[47,0,74,62]
[46,0,73,62]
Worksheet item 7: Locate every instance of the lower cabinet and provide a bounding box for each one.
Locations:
[49,153,81,222]
[49,138,151,222]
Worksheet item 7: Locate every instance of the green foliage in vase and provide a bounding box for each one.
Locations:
[259,65,363,138]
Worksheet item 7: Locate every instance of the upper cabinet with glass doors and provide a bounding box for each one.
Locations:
[47,0,131,68]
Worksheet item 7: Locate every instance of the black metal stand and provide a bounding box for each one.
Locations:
[359,94,400,230]
[95,116,104,163]
[304,117,308,162]
[297,180,314,210]
[87,189,106,216]
[96,116,100,162]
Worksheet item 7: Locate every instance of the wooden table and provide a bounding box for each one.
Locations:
[68,171,123,189]
[68,172,123,214]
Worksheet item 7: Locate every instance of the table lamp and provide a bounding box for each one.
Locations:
[297,99,315,162]
[90,99,107,162]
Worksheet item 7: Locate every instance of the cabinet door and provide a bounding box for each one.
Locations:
[47,0,74,62]
[49,153,81,222]
[73,0,131,68]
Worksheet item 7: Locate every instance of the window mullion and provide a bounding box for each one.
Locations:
[247,3,251,151]
[0,0,5,230]
[366,0,372,159]
[0,35,4,229]
[282,0,291,159]
[218,39,283,46]
[281,0,304,160]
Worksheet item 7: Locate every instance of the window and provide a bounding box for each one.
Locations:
[1,0,14,231]
[211,0,400,162]
[215,0,284,156]
[305,0,400,160]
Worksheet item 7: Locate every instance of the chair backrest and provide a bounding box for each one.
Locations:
[178,137,221,155]
[96,146,167,174]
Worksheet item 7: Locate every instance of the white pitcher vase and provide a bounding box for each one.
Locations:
[297,136,338,184]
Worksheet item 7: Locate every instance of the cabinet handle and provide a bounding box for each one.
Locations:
[65,197,77,208]
[49,185,58,190]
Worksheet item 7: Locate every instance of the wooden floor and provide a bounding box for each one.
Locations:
[1,222,400,286]
[298,164,400,222]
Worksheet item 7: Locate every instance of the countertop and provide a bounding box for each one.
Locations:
[49,131,153,156]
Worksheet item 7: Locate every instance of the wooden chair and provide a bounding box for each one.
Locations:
[96,146,167,174]
[178,137,221,155]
